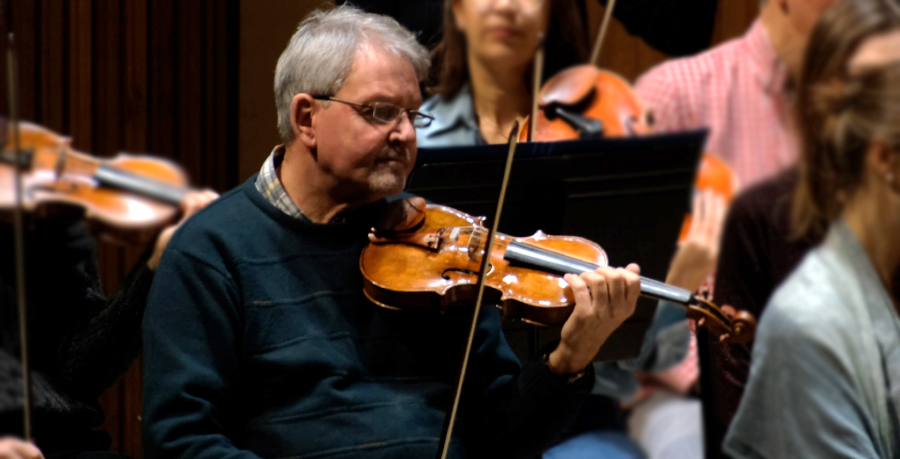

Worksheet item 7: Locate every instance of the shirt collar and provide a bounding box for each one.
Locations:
[255,146,350,224]
[743,20,790,95]
[423,83,478,137]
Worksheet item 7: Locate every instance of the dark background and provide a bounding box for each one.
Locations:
[1,0,759,456]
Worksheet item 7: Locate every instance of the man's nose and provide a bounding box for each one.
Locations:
[389,114,416,145]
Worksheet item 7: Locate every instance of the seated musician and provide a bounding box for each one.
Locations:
[0,172,216,457]
[140,6,642,458]
[724,0,900,455]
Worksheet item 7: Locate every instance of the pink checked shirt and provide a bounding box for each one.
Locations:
[632,21,796,394]
[636,20,797,189]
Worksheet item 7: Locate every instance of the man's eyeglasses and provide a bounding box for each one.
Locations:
[313,95,435,129]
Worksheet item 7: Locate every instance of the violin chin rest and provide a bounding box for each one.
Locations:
[374,196,427,235]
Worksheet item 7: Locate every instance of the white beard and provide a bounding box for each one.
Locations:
[368,145,411,195]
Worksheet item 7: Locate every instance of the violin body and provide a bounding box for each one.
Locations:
[361,204,608,326]
[678,153,737,241]
[1,122,189,244]
[361,200,756,343]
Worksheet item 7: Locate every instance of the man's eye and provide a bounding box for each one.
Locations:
[374,106,401,121]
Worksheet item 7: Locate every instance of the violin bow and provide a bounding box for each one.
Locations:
[529,35,544,142]
[7,31,33,440]
[590,0,618,65]
[436,122,520,459]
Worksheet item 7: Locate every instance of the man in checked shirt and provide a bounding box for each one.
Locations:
[636,0,836,189]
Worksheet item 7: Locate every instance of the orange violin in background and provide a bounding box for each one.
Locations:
[1,121,190,244]
[517,64,652,142]
[517,60,737,243]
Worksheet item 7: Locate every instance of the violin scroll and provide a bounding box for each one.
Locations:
[685,296,757,346]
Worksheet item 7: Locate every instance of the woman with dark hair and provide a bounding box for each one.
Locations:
[417,0,588,146]
[724,0,900,456]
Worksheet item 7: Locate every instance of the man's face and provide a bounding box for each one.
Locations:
[311,44,421,202]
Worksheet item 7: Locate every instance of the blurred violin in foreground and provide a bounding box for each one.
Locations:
[360,198,756,346]
[1,121,191,243]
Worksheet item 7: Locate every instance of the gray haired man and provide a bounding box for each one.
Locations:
[142,6,641,458]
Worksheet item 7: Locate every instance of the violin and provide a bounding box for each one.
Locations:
[515,0,737,236]
[517,64,652,141]
[361,198,756,346]
[1,121,191,244]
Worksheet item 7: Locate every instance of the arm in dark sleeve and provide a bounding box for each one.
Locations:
[142,248,261,459]
[601,0,718,56]
[463,307,593,458]
[47,221,156,400]
[713,193,773,328]
[57,254,155,400]
[703,188,774,450]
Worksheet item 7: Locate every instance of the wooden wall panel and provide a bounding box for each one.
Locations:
[238,0,335,182]
[1,1,239,457]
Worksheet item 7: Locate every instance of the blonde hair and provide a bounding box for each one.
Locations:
[792,0,900,240]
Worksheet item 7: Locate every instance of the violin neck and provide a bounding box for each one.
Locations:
[94,163,188,206]
[503,241,693,305]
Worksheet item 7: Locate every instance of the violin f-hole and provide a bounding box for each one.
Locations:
[441,267,484,280]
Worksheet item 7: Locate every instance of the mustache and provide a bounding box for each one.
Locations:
[378,146,411,162]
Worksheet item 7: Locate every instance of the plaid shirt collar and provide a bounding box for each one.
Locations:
[255,146,348,224]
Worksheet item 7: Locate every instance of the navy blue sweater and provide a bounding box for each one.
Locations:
[142,176,592,459]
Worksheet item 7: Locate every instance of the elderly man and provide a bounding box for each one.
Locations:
[141,6,641,459]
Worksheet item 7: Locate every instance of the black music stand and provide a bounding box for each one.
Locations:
[407,130,707,361]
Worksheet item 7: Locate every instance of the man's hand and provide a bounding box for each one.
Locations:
[665,189,726,292]
[0,437,44,459]
[547,264,642,376]
[147,190,219,271]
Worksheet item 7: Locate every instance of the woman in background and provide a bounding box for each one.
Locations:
[725,0,900,456]
[419,0,587,146]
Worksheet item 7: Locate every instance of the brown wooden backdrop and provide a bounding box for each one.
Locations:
[2,0,756,456]
[1,0,239,456]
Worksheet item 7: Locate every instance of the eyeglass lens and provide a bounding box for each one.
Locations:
[371,104,432,128]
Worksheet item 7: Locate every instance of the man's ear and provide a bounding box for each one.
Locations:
[292,93,316,149]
